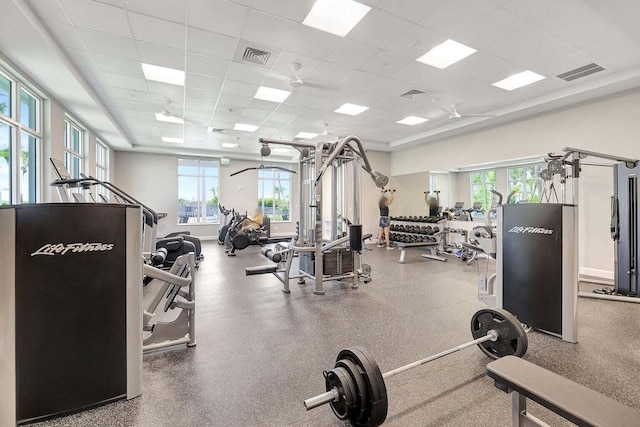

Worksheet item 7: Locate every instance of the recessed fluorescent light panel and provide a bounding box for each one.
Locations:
[254,86,291,103]
[492,70,546,91]
[162,137,183,143]
[396,116,429,126]
[303,0,371,37]
[295,132,318,139]
[234,123,259,132]
[334,103,369,116]
[155,113,184,124]
[222,142,239,148]
[416,39,477,69]
[142,63,185,86]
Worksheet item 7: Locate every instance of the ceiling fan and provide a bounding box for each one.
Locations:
[443,104,496,120]
[229,159,297,177]
[156,100,190,124]
[276,63,331,91]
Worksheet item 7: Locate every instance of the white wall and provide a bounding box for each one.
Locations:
[391,89,640,279]
[361,150,391,237]
[114,152,298,238]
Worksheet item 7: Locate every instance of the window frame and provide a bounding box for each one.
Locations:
[177,158,220,225]
[470,169,496,210]
[0,67,42,205]
[258,168,292,222]
[96,139,109,200]
[64,117,85,180]
[508,164,544,203]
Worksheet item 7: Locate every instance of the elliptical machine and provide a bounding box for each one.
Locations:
[224,211,251,256]
[218,204,233,244]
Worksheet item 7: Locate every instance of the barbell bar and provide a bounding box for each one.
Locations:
[302,308,528,427]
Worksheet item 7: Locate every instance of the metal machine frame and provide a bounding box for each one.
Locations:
[257,136,387,294]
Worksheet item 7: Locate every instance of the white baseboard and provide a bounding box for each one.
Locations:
[579,267,614,285]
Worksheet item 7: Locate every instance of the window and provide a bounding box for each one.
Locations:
[177,158,219,224]
[64,118,84,179]
[471,170,496,210]
[96,140,109,200]
[0,68,41,205]
[508,165,543,203]
[258,169,291,221]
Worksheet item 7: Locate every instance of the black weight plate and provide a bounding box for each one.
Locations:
[337,347,388,427]
[547,159,563,174]
[335,359,368,425]
[540,168,552,181]
[325,367,356,420]
[470,308,528,360]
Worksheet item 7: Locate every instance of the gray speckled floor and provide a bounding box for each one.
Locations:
[32,242,640,426]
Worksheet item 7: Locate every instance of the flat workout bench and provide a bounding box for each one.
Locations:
[486,356,640,427]
[394,241,445,263]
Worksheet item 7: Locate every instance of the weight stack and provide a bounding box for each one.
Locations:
[323,249,354,276]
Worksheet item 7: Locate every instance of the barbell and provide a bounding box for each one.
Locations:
[303,308,528,427]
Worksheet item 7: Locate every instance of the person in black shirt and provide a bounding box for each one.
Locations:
[377,192,395,249]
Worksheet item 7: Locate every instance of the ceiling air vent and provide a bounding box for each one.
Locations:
[401,89,426,98]
[557,63,605,82]
[242,47,271,66]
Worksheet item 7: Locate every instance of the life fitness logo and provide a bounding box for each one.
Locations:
[508,226,554,235]
[30,243,115,257]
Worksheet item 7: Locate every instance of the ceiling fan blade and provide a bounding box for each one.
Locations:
[230,167,257,177]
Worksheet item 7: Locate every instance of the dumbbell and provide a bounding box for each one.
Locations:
[433,226,440,234]
[303,308,528,426]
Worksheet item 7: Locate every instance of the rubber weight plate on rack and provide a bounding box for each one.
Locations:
[335,347,388,427]
[470,308,528,360]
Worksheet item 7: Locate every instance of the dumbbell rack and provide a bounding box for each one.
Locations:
[389,216,443,244]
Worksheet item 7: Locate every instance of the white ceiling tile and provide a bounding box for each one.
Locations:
[367,76,415,97]
[187,26,238,60]
[59,0,132,38]
[448,51,517,84]
[250,0,314,22]
[125,0,186,24]
[308,62,352,87]
[77,29,139,60]
[420,0,497,35]
[147,81,185,102]
[65,48,99,70]
[186,73,223,92]
[347,8,414,50]
[241,9,299,49]
[262,111,298,125]
[451,7,528,51]
[117,98,154,111]
[217,93,253,108]
[393,61,451,88]
[360,50,412,78]
[128,12,185,50]
[44,21,85,50]
[340,69,380,92]
[283,24,339,60]
[247,98,282,111]
[226,62,270,85]
[186,53,228,78]
[104,71,148,91]
[95,0,125,7]
[271,52,322,76]
[28,0,70,23]
[325,38,380,69]
[377,0,444,23]
[92,53,144,78]
[240,108,273,121]
[136,42,185,69]
[185,87,218,103]
[188,0,248,37]
[223,80,258,97]
[385,24,441,60]
[582,35,640,72]
[110,87,152,102]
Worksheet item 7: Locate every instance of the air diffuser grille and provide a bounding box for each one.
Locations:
[557,63,605,82]
[242,47,271,65]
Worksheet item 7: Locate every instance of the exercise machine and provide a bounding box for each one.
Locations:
[245,135,387,294]
[303,308,528,426]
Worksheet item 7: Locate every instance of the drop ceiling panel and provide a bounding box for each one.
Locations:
[186,53,228,78]
[146,81,184,101]
[360,50,413,79]
[117,99,154,112]
[451,7,528,51]
[384,24,441,60]
[124,0,186,24]
[239,108,272,122]
[110,87,152,103]
[187,26,238,60]
[226,62,270,85]
[186,73,224,92]
[377,0,444,23]
[60,0,132,37]
[92,53,144,78]
[136,42,185,69]
[347,8,414,50]
[241,9,299,49]
[128,12,185,50]
[283,25,339,60]
[250,0,314,22]
[66,48,98,70]
[188,0,248,38]
[325,37,381,69]
[77,29,138,60]
[223,80,259,97]
[104,72,148,91]
[419,0,497,36]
